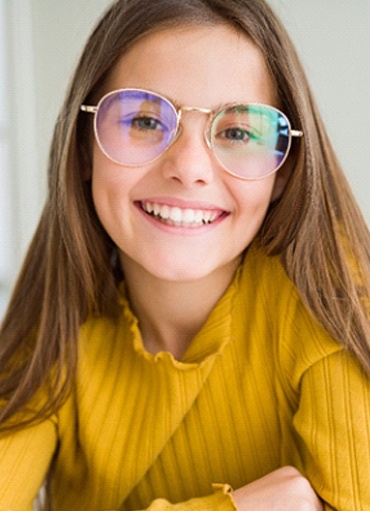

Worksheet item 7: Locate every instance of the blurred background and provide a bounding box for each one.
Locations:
[0,0,369,318]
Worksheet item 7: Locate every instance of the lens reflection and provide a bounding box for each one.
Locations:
[96,90,178,165]
[210,105,289,178]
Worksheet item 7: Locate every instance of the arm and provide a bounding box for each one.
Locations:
[0,413,237,511]
[133,475,321,511]
[0,425,322,511]
[0,423,236,511]
[232,466,322,511]
[0,411,323,511]
[229,347,370,511]
[0,419,57,511]
[293,349,370,510]
[133,485,237,511]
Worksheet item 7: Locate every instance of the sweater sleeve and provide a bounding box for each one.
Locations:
[0,431,237,511]
[0,420,237,511]
[134,485,238,511]
[293,349,370,511]
[0,418,57,511]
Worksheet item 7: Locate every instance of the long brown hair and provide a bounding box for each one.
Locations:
[1,0,370,433]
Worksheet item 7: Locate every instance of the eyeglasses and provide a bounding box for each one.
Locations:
[81,88,303,180]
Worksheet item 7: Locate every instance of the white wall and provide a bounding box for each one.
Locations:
[2,0,369,317]
[269,0,370,223]
[0,0,12,316]
[1,0,112,318]
[30,0,113,193]
[6,0,112,266]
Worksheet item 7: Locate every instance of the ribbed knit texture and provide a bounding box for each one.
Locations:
[1,246,369,511]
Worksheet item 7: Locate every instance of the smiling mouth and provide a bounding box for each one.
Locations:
[137,201,227,228]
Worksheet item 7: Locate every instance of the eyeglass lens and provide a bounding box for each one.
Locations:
[94,89,292,179]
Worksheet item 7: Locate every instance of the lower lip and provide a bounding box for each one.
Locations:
[135,203,228,235]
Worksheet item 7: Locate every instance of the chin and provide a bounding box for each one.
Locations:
[146,265,216,283]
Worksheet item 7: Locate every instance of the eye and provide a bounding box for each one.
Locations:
[218,127,251,143]
[130,115,165,131]
[215,125,263,146]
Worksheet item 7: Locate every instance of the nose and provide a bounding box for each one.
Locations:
[160,114,215,187]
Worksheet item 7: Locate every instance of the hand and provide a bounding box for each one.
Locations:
[232,466,323,511]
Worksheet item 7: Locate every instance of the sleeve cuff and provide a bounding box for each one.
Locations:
[211,484,239,510]
[141,484,239,511]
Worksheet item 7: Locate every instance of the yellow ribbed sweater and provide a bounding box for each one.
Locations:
[1,247,369,511]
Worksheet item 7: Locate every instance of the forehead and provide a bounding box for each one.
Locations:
[103,24,277,108]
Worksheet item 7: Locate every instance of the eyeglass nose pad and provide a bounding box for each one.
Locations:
[203,128,213,150]
[171,123,183,146]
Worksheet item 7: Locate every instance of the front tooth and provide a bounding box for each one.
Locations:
[169,207,183,223]
[183,209,195,223]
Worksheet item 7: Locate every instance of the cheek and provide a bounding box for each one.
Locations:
[234,176,277,218]
[92,146,130,202]
[91,148,151,236]
[91,152,127,224]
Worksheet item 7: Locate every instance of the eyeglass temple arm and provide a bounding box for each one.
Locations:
[291,129,303,137]
[81,105,97,114]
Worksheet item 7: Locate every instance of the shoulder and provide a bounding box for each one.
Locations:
[239,244,343,387]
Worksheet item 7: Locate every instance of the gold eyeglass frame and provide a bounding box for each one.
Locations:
[81,87,303,181]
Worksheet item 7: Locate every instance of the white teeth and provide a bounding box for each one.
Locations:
[170,207,183,223]
[203,211,211,223]
[194,210,203,223]
[160,205,170,219]
[183,209,195,223]
[141,202,221,227]
[145,202,154,214]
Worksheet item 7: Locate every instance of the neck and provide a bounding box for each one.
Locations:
[120,255,241,360]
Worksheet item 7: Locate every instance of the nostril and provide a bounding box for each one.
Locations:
[168,173,208,186]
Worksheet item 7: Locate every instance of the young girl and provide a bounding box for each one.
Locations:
[1,1,369,510]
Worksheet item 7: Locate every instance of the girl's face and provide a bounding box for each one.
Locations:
[92,24,287,283]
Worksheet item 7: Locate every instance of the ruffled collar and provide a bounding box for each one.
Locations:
[118,264,243,371]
